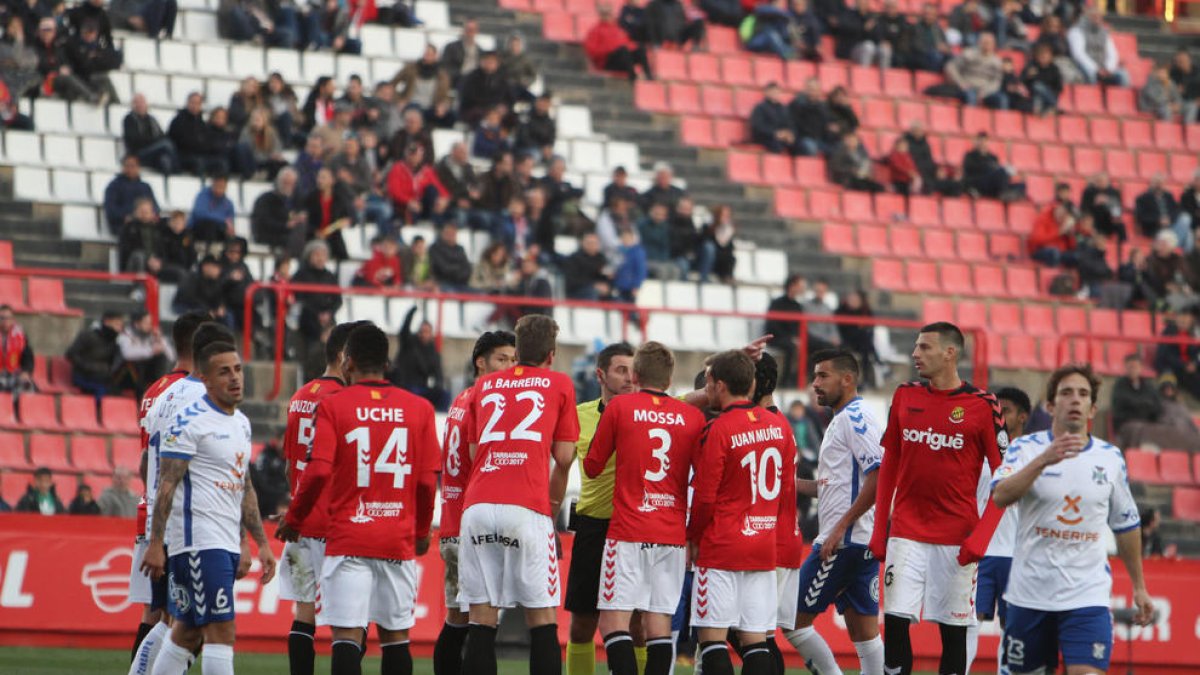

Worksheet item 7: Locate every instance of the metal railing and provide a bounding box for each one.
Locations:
[0,267,161,328]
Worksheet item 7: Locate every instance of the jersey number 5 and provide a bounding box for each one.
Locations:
[346,427,412,488]
[740,447,782,504]
[479,391,545,444]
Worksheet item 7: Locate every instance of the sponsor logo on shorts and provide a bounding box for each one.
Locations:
[1093,643,1106,660]
[470,533,521,548]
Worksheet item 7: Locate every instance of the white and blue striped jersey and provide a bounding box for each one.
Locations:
[814,397,884,547]
[992,431,1140,611]
[142,376,206,535]
[159,395,252,556]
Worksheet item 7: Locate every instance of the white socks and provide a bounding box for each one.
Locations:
[853,636,885,675]
[129,622,170,675]
[966,622,980,674]
[150,636,193,675]
[201,643,234,675]
[786,626,843,675]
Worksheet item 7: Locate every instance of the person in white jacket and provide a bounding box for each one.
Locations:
[1066,6,1130,86]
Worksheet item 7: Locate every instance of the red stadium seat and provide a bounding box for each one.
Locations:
[856,225,890,257]
[708,26,739,54]
[540,11,573,41]
[961,107,992,136]
[1122,119,1153,149]
[1090,117,1121,147]
[907,261,940,293]
[634,81,668,113]
[874,193,905,222]
[1058,115,1089,145]
[822,223,858,255]
[923,297,954,323]
[760,154,795,186]
[817,62,848,90]
[989,233,1022,260]
[890,226,923,259]
[1102,342,1139,377]
[1106,87,1136,115]
[842,192,874,222]
[1155,121,1186,151]
[928,103,960,133]
[774,188,808,219]
[733,88,760,117]
[1009,142,1040,172]
[1005,267,1038,299]
[1119,311,1153,340]
[1003,336,1042,370]
[16,393,60,431]
[1137,152,1168,179]
[1025,115,1057,142]
[806,188,841,219]
[713,119,746,146]
[753,58,784,87]
[994,110,1025,140]
[1006,202,1036,236]
[924,229,956,260]
[30,434,71,473]
[701,86,734,117]
[973,265,1006,297]
[785,61,817,90]
[908,195,940,227]
[1170,154,1198,183]
[1038,337,1061,370]
[884,70,913,97]
[1089,308,1120,335]
[70,436,112,474]
[864,99,894,129]
[1069,85,1104,114]
[1022,305,1057,338]
[54,474,80,502]
[956,300,988,330]
[101,397,141,436]
[1,470,30,505]
[1124,449,1161,484]
[956,231,988,263]
[727,151,761,183]
[942,197,972,228]
[0,392,16,429]
[653,50,687,81]
[667,83,702,115]
[1159,451,1192,486]
[680,117,714,146]
[687,53,721,83]
[1041,144,1071,173]
[111,436,142,472]
[0,431,29,470]
[721,55,755,87]
[0,241,11,269]
[61,394,103,433]
[850,66,882,95]
[50,357,72,392]
[0,278,26,312]
[990,302,1023,336]
[1024,175,1055,205]
[1172,487,1200,521]
[872,258,907,291]
[794,157,827,186]
[939,262,972,294]
[27,278,75,315]
[974,201,1007,233]
[31,355,64,394]
[1105,148,1138,181]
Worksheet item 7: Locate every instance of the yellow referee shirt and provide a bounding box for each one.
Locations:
[573,398,614,519]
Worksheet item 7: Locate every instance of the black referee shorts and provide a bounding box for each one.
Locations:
[564,514,610,614]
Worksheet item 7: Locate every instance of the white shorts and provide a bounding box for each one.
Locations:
[439,537,467,613]
[691,567,777,633]
[883,537,977,626]
[459,503,560,609]
[279,537,326,604]
[595,539,687,615]
[129,538,152,604]
[776,567,801,630]
[320,555,417,630]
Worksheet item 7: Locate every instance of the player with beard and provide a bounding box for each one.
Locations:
[433,330,516,675]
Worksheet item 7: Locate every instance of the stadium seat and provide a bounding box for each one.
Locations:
[956,300,988,331]
[863,99,893,128]
[1055,305,1087,336]
[16,393,60,431]
[1005,267,1038,299]
[727,151,760,183]
[974,201,1007,233]
[994,110,1024,140]
[27,278,75,315]
[634,81,668,113]
[990,303,1023,336]
[1159,451,1192,486]
[1170,154,1198,183]
[721,55,755,87]
[884,70,913,97]
[941,197,972,228]
[1105,87,1136,116]
[923,297,954,323]
[667,83,701,115]
[1106,148,1138,181]
[1089,308,1120,336]
[61,394,103,433]
[890,227,922,259]
[1025,115,1056,142]
[822,223,858,255]
[961,107,992,136]
[842,192,874,222]
[101,397,141,436]
[923,229,956,260]
[680,117,713,146]
[1040,144,1071,173]
[1008,142,1040,172]
[1069,85,1104,114]
[0,240,11,268]
[794,157,827,186]
[1022,305,1057,338]
[1124,448,1161,484]
[50,357,73,392]
[30,355,63,394]
[0,393,17,429]
[850,66,882,95]
[1155,120,1185,151]
[753,58,784,87]
[955,231,988,263]
[111,436,142,472]
[907,261,939,293]
[857,225,890,257]
[1006,202,1036,235]
[0,431,29,470]
[702,87,734,117]
[773,188,807,219]
[989,233,1022,260]
[30,434,71,473]
[817,62,849,89]
[874,193,905,222]
[1121,119,1153,149]
[654,50,687,81]
[1173,487,1200,521]
[972,266,1006,297]
[1058,115,1089,145]
[687,53,720,83]
[1137,152,1168,179]
[1,471,30,505]
[908,195,940,227]
[1003,336,1041,370]
[939,263,972,294]
[1090,117,1121,147]
[927,102,960,133]
[761,154,795,186]
[872,259,906,291]
[70,436,112,474]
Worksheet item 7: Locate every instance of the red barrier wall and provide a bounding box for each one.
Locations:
[0,515,1196,671]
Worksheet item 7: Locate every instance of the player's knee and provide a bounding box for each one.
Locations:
[201,620,236,646]
[568,611,599,641]
[793,612,817,629]
[378,627,409,644]
[294,602,316,625]
[447,608,469,626]
[525,607,558,629]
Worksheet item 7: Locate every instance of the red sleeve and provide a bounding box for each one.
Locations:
[777,421,798,537]
[286,401,336,529]
[553,377,580,443]
[870,389,904,546]
[583,401,616,479]
[961,395,1008,558]
[415,403,440,540]
[687,423,725,543]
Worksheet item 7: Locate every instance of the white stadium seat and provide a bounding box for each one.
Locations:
[133,73,172,107]
[166,175,203,211]
[680,315,717,351]
[33,99,71,133]
[302,52,337,80]
[52,169,90,202]
[61,205,105,241]
[195,43,232,77]
[43,134,81,167]
[414,1,449,29]
[663,281,699,310]
[644,313,680,346]
[732,249,756,284]
[735,286,771,315]
[700,284,735,313]
[183,11,220,41]
[14,167,52,201]
[394,28,430,61]
[431,129,463,159]
[636,280,664,308]
[142,174,167,205]
[109,71,133,103]
[70,102,108,135]
[556,106,592,139]
[206,78,240,108]
[716,317,750,347]
[228,45,265,79]
[754,250,788,285]
[371,58,403,85]
[606,142,640,172]
[360,24,394,56]
[570,139,606,173]
[266,49,303,83]
[90,172,113,208]
[2,130,41,165]
[386,298,418,333]
[159,41,196,73]
[171,76,207,107]
[349,296,387,325]
[336,55,372,83]
[121,36,159,71]
[241,181,272,211]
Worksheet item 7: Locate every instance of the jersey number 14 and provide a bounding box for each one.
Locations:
[345,427,411,488]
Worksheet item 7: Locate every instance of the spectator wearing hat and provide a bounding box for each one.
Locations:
[0,304,34,394]
[16,468,65,515]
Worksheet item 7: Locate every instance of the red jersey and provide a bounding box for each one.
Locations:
[767,406,803,568]
[873,382,1005,546]
[583,390,706,546]
[688,402,795,571]
[136,369,188,536]
[283,376,344,538]
[463,365,579,516]
[286,380,440,560]
[440,386,475,539]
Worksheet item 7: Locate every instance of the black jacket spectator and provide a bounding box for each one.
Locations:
[644,0,705,47]
[564,247,610,299]
[479,163,521,213]
[173,257,227,315]
[750,96,795,151]
[290,249,341,341]
[66,318,121,385]
[1112,374,1163,431]
[250,440,289,517]
[831,4,868,59]
[15,482,65,514]
[117,210,165,271]
[1135,187,1184,238]
[251,187,299,250]
[167,108,209,157]
[640,183,686,214]
[904,130,936,185]
[790,93,834,145]
[65,29,120,78]
[619,2,647,40]
[65,0,113,40]
[1182,185,1200,224]
[515,108,556,157]
[429,231,472,288]
[435,152,480,205]
[1082,182,1124,239]
[388,306,448,410]
[669,211,700,263]
[68,487,101,515]
[103,172,158,235]
[871,12,913,64]
[457,62,510,126]
[828,98,859,136]
[123,109,168,155]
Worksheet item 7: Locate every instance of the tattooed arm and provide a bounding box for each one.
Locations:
[140,456,188,580]
[241,478,277,584]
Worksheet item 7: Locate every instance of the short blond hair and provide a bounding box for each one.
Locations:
[633,341,675,390]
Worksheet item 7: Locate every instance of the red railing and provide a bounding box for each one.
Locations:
[245,283,990,401]
[0,267,160,329]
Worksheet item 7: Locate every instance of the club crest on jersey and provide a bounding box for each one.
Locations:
[949,406,966,424]
[1056,494,1083,525]
[997,430,1009,450]
[350,496,374,523]
[1092,466,1108,485]
[370,390,382,400]
[746,409,758,422]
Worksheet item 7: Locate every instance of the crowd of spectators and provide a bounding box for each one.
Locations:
[0,464,140,518]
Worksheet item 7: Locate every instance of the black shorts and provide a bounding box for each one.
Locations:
[564,514,610,614]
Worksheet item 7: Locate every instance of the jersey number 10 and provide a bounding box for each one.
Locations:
[740,448,782,504]
[345,427,411,488]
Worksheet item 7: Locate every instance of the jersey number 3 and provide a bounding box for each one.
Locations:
[346,427,411,488]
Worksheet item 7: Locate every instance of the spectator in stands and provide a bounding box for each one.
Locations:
[290,240,341,373]
[495,194,531,258]
[97,466,138,517]
[595,192,636,256]
[251,167,304,254]
[1073,217,1116,299]
[669,197,700,279]
[435,141,481,225]
[804,278,840,353]
[118,309,172,393]
[387,143,449,228]
[0,80,33,131]
[174,256,233,324]
[67,483,100,515]
[515,93,556,163]
[584,3,653,81]
[828,131,883,193]
[830,0,871,62]
[938,33,1007,109]
[1112,352,1163,445]
[742,0,797,61]
[300,76,336,135]
[1028,190,1078,267]
[996,57,1031,113]
[698,204,737,283]
[1181,172,1200,243]
[1067,6,1129,86]
[310,0,363,54]
[217,0,289,45]
[187,174,236,248]
[156,210,194,283]
[1156,375,1200,446]
[442,19,481,87]
[388,106,435,167]
[947,0,990,48]
[904,120,959,196]
[220,239,254,329]
[477,151,521,233]
[123,94,178,175]
[962,131,1022,200]
[766,273,807,382]
[294,134,326,203]
[526,188,558,261]
[1140,508,1167,558]
[227,76,262,131]
[1156,309,1200,388]
[239,107,287,180]
[1135,174,1193,252]
[304,167,355,260]
[751,82,801,155]
[618,0,648,42]
[15,468,64,515]
[613,228,648,304]
[429,223,472,292]
[108,0,177,38]
[312,102,354,157]
[469,242,512,294]
[863,0,913,69]
[1140,61,1184,122]
[66,310,124,398]
[263,73,301,148]
[789,78,834,156]
[336,75,372,128]
[644,0,706,49]
[826,85,859,137]
[791,0,826,61]
[330,134,390,233]
[352,234,404,288]
[33,18,102,103]
[641,162,686,215]
[638,202,672,277]
[513,154,537,193]
[208,105,257,180]
[835,289,880,388]
[1033,15,1082,84]
[994,0,1029,51]
[1146,230,1194,312]
[501,31,537,102]
[389,305,448,410]
[883,136,920,196]
[103,155,158,236]
[0,305,33,394]
[501,253,554,320]
[458,51,510,127]
[1021,42,1064,115]
[250,437,289,516]
[539,155,584,224]
[471,105,510,160]
[697,0,744,26]
[394,43,450,113]
[603,166,640,209]
[1081,172,1125,243]
[1170,48,1200,124]
[64,18,119,104]
[564,232,612,300]
[170,92,227,177]
[910,3,951,72]
[117,197,163,272]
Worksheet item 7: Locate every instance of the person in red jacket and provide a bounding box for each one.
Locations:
[884,136,921,196]
[584,4,653,81]
[1028,200,1078,267]
[353,234,405,288]
[387,143,450,225]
